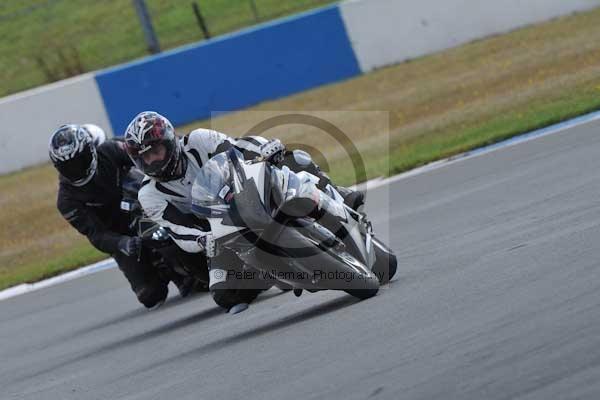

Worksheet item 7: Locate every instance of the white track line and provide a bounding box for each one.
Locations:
[2,109,600,302]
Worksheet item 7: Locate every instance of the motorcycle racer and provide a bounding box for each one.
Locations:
[49,124,186,308]
[124,111,363,311]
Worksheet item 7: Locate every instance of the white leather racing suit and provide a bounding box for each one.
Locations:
[138,129,281,254]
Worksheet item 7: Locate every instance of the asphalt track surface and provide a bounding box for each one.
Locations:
[3,122,600,400]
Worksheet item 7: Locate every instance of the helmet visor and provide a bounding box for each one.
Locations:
[128,140,176,178]
[56,149,95,184]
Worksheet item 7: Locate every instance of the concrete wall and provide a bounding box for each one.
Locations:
[340,0,600,72]
[0,74,112,174]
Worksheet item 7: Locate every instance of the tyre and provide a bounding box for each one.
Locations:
[371,238,397,284]
[211,288,261,310]
[345,287,379,300]
[332,251,379,300]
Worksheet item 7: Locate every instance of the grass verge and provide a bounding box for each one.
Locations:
[4,246,105,290]
[2,6,600,290]
[386,88,600,178]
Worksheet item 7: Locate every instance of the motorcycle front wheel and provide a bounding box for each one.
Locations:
[371,238,398,285]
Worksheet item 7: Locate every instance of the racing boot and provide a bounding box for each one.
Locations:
[315,174,364,212]
[157,264,195,298]
[336,186,365,212]
[209,250,262,313]
[172,274,196,298]
[135,283,168,310]
[311,191,349,238]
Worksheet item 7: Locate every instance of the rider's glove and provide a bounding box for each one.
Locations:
[197,233,217,257]
[118,236,142,257]
[141,227,172,250]
[259,139,285,164]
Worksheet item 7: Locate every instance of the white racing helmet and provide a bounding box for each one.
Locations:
[82,124,108,147]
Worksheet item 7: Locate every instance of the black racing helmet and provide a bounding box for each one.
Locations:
[124,111,184,181]
[48,124,98,186]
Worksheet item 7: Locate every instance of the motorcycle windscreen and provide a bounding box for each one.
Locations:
[191,152,232,217]
[228,177,272,230]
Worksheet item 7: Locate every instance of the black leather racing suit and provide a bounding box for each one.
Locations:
[56,140,168,307]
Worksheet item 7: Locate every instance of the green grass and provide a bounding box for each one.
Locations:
[2,246,104,290]
[384,88,600,180]
[321,92,600,187]
[297,87,600,187]
[0,0,334,96]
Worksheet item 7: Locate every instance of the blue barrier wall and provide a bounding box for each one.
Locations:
[95,5,360,135]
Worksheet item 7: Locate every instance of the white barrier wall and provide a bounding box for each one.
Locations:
[340,0,600,72]
[0,74,112,174]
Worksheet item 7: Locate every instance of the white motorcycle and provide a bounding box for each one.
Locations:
[190,148,397,300]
